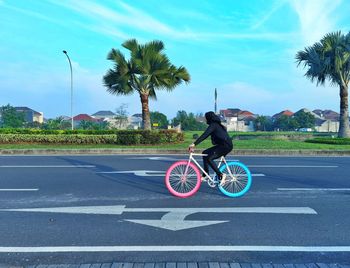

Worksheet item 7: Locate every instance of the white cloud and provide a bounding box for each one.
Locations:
[289,0,342,45]
[251,0,287,30]
[47,0,297,43]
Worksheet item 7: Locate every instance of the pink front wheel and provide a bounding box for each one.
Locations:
[165,161,201,198]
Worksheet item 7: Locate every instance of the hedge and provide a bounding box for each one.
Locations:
[0,130,184,145]
[305,137,350,145]
[0,128,120,135]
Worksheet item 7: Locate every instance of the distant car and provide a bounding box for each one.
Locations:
[298,128,313,132]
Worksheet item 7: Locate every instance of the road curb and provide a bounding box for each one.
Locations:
[1,149,350,156]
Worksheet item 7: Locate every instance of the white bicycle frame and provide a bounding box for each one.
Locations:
[186,152,230,184]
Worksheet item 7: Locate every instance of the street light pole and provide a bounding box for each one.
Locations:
[62,50,74,130]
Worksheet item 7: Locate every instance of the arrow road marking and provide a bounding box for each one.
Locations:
[0,206,317,231]
[125,210,227,231]
[96,170,265,177]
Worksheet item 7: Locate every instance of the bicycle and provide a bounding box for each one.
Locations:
[165,149,252,198]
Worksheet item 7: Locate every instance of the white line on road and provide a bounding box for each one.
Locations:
[0,245,350,253]
[1,206,317,215]
[0,165,95,168]
[278,188,350,191]
[0,189,38,191]
[248,165,338,168]
[97,170,265,177]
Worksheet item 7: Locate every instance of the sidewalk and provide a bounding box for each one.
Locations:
[3,261,349,268]
[1,148,350,156]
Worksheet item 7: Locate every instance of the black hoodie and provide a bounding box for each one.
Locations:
[194,112,233,147]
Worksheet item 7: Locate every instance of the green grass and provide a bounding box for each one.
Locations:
[0,130,349,150]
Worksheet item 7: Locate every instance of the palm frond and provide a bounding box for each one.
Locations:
[122,39,138,53]
[103,69,134,96]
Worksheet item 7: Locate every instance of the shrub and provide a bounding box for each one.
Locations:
[0,129,184,145]
[305,137,350,145]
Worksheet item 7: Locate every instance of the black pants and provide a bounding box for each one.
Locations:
[202,144,233,177]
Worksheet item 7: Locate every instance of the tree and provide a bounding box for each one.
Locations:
[103,39,190,130]
[254,115,273,131]
[150,111,168,129]
[0,104,25,128]
[296,31,350,137]
[293,110,315,129]
[43,117,64,130]
[172,110,207,131]
[114,104,129,129]
[274,115,299,131]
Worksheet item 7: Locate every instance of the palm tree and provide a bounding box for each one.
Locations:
[296,31,350,137]
[103,39,190,130]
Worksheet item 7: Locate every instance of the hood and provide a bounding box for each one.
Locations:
[205,111,221,124]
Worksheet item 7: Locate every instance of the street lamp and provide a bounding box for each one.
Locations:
[62,50,74,130]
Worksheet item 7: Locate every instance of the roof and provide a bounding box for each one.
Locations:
[220,109,241,117]
[295,108,322,119]
[239,110,254,116]
[220,109,256,119]
[91,111,116,116]
[315,109,339,121]
[73,114,97,122]
[272,110,294,118]
[15,107,41,116]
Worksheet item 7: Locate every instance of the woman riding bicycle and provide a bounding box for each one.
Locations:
[189,111,233,185]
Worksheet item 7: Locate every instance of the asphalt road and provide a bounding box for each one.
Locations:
[0,154,349,265]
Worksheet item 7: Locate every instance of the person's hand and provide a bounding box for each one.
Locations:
[188,143,195,152]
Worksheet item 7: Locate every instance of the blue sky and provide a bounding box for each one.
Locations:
[1,0,349,119]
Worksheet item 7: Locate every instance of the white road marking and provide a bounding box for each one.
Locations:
[0,205,317,231]
[127,157,179,161]
[0,165,95,168]
[125,219,228,231]
[97,170,164,176]
[278,188,350,191]
[0,189,38,191]
[0,205,125,215]
[248,165,338,168]
[127,156,241,162]
[1,206,317,215]
[97,170,265,177]
[0,246,350,253]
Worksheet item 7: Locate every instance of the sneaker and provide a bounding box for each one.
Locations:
[220,173,227,186]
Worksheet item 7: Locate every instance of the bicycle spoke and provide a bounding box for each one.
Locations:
[220,162,251,196]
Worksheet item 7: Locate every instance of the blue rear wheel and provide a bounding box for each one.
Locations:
[218,162,252,197]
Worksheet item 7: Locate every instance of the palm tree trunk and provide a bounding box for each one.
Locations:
[140,93,151,130]
[338,85,350,137]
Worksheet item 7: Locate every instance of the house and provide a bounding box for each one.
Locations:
[128,114,143,129]
[312,109,340,132]
[15,107,44,123]
[73,114,99,128]
[220,108,256,132]
[315,118,339,132]
[91,111,116,119]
